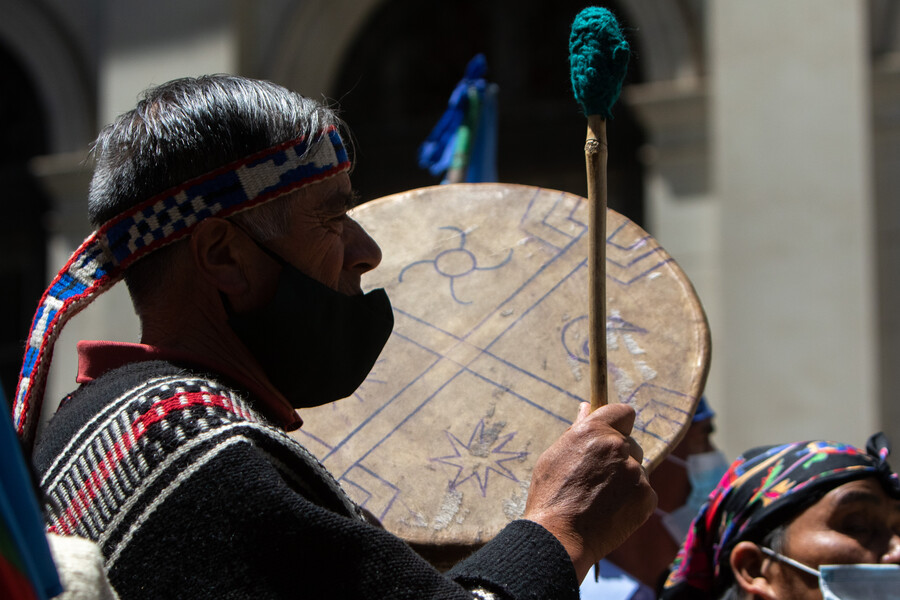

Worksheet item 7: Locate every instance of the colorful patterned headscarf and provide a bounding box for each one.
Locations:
[661,432,900,599]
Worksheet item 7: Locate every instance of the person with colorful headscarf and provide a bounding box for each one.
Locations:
[661,433,900,599]
[15,75,655,600]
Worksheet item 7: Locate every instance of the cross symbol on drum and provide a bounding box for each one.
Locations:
[291,183,709,567]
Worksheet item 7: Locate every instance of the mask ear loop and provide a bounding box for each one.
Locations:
[219,220,290,319]
[760,546,820,577]
[227,220,290,267]
[666,454,688,468]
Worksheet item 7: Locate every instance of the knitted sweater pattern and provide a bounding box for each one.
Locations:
[33,360,579,600]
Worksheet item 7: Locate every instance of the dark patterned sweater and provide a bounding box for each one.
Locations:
[32,360,579,599]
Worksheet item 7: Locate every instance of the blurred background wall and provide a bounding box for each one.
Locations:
[1,0,898,461]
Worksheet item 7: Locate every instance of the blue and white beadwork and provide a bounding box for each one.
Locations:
[13,127,350,443]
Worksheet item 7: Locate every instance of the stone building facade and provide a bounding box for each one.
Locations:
[2,0,898,460]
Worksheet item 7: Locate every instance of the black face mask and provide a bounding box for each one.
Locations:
[224,240,394,409]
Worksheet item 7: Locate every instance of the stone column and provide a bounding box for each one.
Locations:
[627,79,724,424]
[711,0,876,454]
[43,0,239,421]
[872,57,900,450]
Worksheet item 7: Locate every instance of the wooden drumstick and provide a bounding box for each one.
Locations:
[568,7,630,411]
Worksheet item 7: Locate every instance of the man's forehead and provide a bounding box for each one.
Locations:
[820,478,900,510]
[291,173,353,210]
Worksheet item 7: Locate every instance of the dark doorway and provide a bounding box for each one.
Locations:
[0,42,49,407]
[333,0,645,226]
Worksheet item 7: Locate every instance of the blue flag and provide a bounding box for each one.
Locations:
[418,54,498,183]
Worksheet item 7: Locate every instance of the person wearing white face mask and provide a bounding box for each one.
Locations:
[655,398,730,546]
[758,547,900,600]
[580,397,728,599]
[661,433,900,600]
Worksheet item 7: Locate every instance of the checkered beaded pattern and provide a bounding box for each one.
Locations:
[13,128,350,445]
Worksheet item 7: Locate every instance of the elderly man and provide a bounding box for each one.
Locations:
[661,433,900,599]
[14,75,655,599]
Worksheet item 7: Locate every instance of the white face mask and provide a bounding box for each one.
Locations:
[657,450,730,543]
[761,547,900,599]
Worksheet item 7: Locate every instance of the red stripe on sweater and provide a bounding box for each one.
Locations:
[52,391,241,534]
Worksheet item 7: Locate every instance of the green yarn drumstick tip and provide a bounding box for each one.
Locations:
[569,6,630,119]
[569,6,629,411]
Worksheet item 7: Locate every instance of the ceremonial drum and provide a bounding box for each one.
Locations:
[290,183,710,568]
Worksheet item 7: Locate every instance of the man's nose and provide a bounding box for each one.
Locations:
[344,218,382,274]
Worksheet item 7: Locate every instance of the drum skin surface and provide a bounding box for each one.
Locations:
[291,183,710,565]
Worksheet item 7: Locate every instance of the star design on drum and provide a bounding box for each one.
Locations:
[398,226,513,305]
[429,420,529,496]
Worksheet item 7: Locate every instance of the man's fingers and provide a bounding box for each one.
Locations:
[573,403,642,464]
[575,401,591,422]
[626,435,644,465]
[586,402,636,437]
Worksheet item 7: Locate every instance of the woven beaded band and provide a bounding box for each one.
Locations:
[12,126,350,446]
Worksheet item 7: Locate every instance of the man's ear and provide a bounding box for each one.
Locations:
[190,218,250,294]
[730,541,777,600]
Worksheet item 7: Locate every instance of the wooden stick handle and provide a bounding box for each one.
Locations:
[585,115,608,411]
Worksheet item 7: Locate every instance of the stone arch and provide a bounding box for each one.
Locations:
[0,0,94,153]
[266,0,653,226]
[267,0,384,97]
[267,0,703,94]
[618,0,705,83]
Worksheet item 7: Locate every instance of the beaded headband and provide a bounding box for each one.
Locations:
[12,126,350,447]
